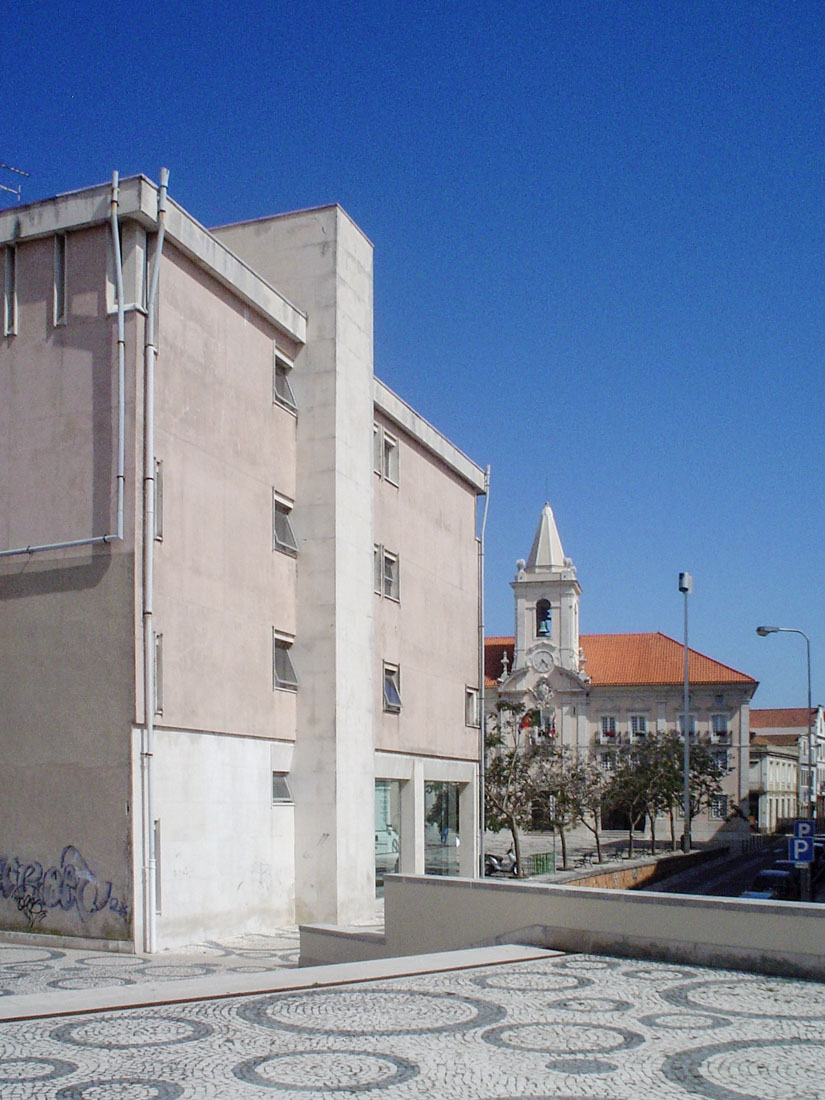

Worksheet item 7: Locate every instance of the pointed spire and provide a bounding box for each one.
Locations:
[526,502,566,571]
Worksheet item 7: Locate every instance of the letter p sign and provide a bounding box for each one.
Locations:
[794,819,815,838]
[789,836,814,863]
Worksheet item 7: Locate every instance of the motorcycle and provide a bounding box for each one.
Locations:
[484,848,519,877]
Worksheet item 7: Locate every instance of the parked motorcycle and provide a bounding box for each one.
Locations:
[484,848,519,877]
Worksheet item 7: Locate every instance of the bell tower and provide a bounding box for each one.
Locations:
[511,502,582,676]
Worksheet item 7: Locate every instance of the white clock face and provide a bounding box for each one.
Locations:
[532,650,553,673]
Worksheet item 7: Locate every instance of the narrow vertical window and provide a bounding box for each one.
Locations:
[153,632,163,716]
[3,246,17,335]
[465,687,480,728]
[383,551,399,600]
[272,492,298,555]
[373,424,382,474]
[54,234,67,325]
[383,664,402,712]
[273,631,298,691]
[374,545,382,592]
[383,430,399,484]
[273,350,297,411]
[154,459,163,541]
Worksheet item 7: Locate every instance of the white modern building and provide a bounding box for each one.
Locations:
[485,503,758,842]
[749,707,825,826]
[0,175,486,950]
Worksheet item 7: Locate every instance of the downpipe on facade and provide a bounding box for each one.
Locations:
[141,168,169,954]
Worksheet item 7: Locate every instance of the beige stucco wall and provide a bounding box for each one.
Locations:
[0,227,136,942]
[152,243,297,741]
[373,419,480,762]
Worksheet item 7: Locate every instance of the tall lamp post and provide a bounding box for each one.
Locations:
[679,572,693,852]
[755,626,813,818]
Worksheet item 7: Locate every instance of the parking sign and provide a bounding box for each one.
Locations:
[789,836,814,863]
[794,819,815,838]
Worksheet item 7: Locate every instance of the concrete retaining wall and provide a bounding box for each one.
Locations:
[300,873,825,979]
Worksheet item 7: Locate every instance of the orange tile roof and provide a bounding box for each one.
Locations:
[750,733,800,748]
[750,707,813,729]
[485,633,756,688]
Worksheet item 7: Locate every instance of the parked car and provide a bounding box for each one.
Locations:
[740,869,798,901]
[375,826,400,874]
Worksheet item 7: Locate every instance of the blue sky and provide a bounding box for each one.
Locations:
[6,1,823,707]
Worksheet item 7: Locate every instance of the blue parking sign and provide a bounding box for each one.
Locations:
[794,819,815,838]
[789,836,814,863]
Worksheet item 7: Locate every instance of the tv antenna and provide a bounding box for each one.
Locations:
[0,162,30,203]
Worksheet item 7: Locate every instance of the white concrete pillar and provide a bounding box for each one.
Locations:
[401,760,425,874]
[459,777,478,877]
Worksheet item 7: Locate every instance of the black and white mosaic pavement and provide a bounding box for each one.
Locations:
[1,952,824,1097]
[0,930,301,999]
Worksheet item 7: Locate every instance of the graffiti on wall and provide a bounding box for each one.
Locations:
[0,845,128,929]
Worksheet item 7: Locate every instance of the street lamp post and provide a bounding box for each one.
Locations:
[679,573,693,852]
[755,626,813,818]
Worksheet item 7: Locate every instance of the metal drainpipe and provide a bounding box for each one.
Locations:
[477,466,491,876]
[110,172,126,541]
[141,168,169,954]
[0,174,127,559]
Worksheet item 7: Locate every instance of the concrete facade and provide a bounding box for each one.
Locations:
[0,177,485,950]
[486,503,758,844]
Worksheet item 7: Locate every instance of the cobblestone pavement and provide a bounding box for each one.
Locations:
[1,951,825,1098]
[0,931,302,998]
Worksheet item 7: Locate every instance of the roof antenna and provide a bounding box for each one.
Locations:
[0,162,30,204]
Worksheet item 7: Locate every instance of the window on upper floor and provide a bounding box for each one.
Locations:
[711,714,729,739]
[465,687,480,728]
[373,423,399,485]
[383,551,399,600]
[601,716,616,739]
[273,631,298,692]
[272,492,298,556]
[383,663,402,712]
[712,748,730,771]
[3,246,17,335]
[273,351,297,412]
[373,545,399,601]
[709,794,729,820]
[54,233,67,325]
[678,713,696,737]
[630,714,647,739]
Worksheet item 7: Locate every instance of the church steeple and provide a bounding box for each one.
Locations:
[525,502,566,572]
[511,502,582,675]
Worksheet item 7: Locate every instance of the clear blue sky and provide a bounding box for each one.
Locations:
[6,1,823,707]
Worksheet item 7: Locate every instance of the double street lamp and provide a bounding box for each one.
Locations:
[755,626,814,818]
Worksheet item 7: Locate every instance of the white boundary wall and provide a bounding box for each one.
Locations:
[301,873,825,979]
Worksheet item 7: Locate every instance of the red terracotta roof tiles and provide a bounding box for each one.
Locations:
[750,708,813,729]
[484,632,756,688]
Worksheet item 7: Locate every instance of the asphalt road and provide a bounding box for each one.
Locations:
[643,840,825,901]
